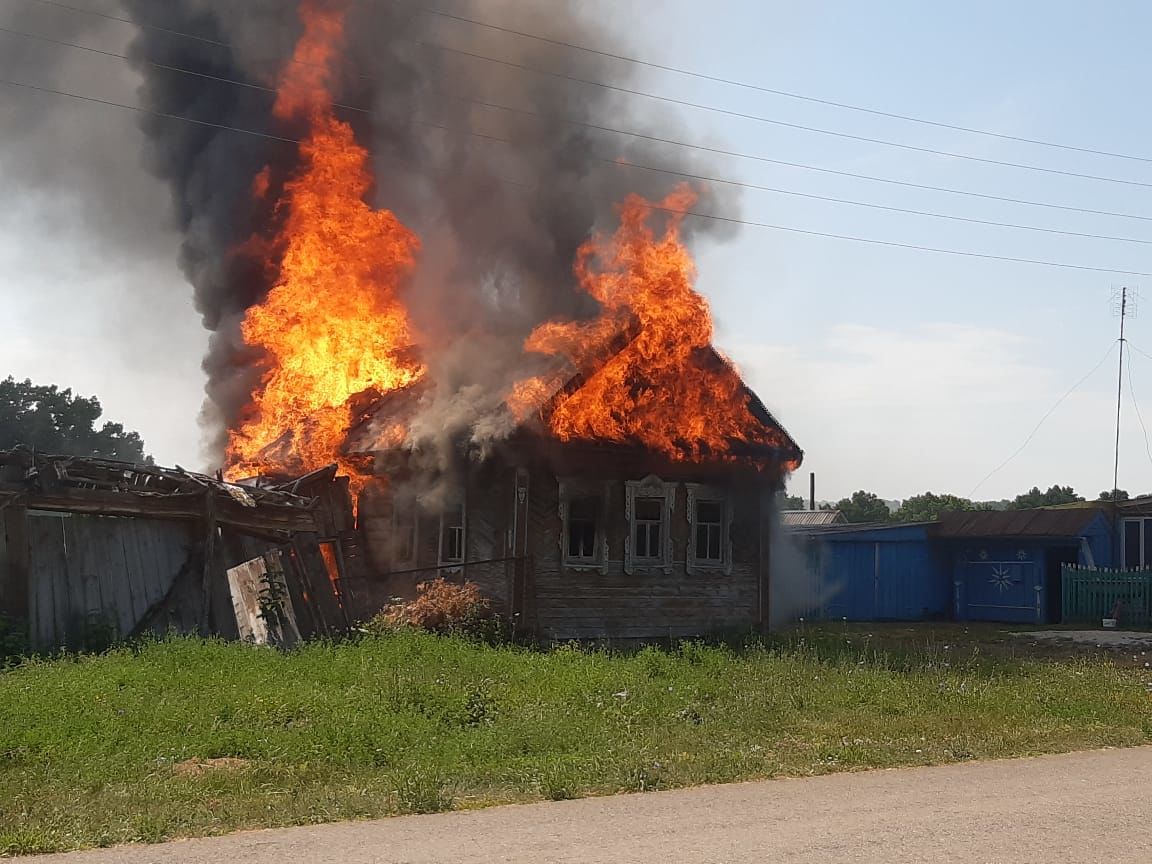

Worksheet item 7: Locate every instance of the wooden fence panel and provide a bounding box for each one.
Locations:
[1062,565,1152,626]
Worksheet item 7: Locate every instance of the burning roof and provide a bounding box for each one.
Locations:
[122,0,799,486]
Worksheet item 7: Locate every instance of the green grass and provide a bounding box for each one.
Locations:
[1,629,1150,856]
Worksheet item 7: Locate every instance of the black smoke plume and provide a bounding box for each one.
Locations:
[4,0,741,467]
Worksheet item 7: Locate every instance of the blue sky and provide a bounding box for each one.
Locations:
[3,0,1151,502]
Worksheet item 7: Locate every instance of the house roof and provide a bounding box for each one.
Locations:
[933,507,1106,539]
[345,333,802,467]
[781,509,847,527]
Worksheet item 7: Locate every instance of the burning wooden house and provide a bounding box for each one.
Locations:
[0,450,350,651]
[348,357,801,641]
[130,2,806,642]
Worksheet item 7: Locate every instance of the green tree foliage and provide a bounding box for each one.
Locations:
[893,492,982,522]
[1007,485,1084,510]
[832,490,892,524]
[0,377,150,463]
[1098,489,1130,502]
[778,492,806,511]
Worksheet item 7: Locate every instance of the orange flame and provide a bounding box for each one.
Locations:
[513,185,791,462]
[226,0,424,483]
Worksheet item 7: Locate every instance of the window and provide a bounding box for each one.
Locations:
[439,502,466,566]
[391,497,418,567]
[625,476,675,574]
[633,498,664,560]
[567,497,600,560]
[686,484,732,575]
[695,500,725,562]
[559,480,607,572]
[1122,518,1152,569]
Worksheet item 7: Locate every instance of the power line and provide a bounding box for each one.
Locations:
[0,76,298,143]
[609,157,1152,246]
[21,0,1152,190]
[14,8,1152,224]
[969,341,1119,497]
[403,0,1152,166]
[5,23,1152,248]
[4,74,1152,279]
[1126,352,1152,475]
[23,0,232,49]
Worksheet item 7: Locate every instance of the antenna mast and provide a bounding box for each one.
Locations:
[1113,287,1139,498]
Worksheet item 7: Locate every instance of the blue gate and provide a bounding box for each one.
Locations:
[956,547,1042,623]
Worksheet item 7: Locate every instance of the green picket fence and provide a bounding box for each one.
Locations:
[1061,564,1152,627]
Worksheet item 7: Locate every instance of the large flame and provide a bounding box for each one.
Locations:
[225,1,790,486]
[512,185,792,463]
[226,0,423,482]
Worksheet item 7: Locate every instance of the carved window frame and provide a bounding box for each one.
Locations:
[686,483,733,576]
[558,478,609,574]
[625,475,676,575]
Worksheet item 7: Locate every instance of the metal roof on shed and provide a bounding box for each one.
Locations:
[780,510,847,527]
[933,507,1105,539]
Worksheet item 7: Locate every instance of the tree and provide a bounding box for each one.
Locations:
[893,492,982,522]
[1007,485,1084,510]
[778,492,806,510]
[1099,489,1130,502]
[0,377,150,463]
[834,490,893,524]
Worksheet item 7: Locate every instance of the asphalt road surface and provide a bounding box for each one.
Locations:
[24,747,1152,864]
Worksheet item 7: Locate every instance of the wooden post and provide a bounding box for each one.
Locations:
[0,504,30,624]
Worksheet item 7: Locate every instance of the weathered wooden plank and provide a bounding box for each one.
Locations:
[120,519,151,626]
[16,489,318,534]
[93,518,137,638]
[0,505,29,624]
[65,517,105,637]
[26,514,66,648]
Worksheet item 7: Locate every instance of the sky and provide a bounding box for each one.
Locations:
[2,0,1152,502]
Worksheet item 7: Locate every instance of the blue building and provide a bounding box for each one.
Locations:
[790,505,1115,625]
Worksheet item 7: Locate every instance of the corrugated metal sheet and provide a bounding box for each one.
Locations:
[781,510,847,527]
[935,508,1106,539]
[803,524,950,621]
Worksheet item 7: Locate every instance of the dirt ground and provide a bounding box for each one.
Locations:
[800,621,1152,670]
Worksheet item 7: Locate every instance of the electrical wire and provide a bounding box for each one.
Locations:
[4,74,1152,278]
[398,0,1152,166]
[11,12,1152,225]
[19,0,1152,189]
[4,24,1152,248]
[1126,350,1152,474]
[969,341,1119,497]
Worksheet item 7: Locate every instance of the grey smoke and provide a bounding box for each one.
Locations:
[2,0,742,472]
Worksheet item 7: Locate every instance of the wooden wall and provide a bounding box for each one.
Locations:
[21,509,196,649]
[355,458,769,640]
[524,466,765,641]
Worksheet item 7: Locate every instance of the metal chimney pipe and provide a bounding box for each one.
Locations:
[809,472,816,511]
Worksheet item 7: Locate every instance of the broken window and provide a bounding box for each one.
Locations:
[566,496,600,560]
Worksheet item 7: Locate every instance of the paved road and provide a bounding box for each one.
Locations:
[25,748,1152,863]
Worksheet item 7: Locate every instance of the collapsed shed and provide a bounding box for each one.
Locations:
[0,449,351,650]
